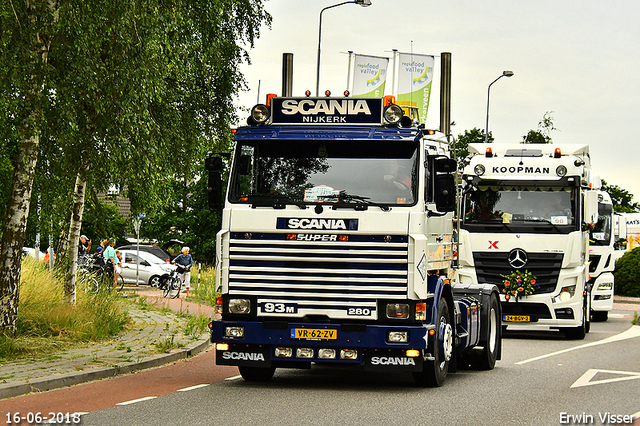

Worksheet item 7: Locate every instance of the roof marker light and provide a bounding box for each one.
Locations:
[265,93,277,107]
[383,95,396,107]
[305,90,311,97]
[343,90,350,97]
[325,90,331,97]
[486,147,493,158]
[554,147,561,158]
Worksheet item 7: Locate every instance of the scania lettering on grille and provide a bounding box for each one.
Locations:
[221,351,265,361]
[370,356,416,366]
[277,218,358,230]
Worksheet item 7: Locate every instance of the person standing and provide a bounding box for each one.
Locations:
[172,246,193,297]
[79,235,92,257]
[103,239,118,288]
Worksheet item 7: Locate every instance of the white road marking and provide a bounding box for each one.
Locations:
[116,396,157,406]
[224,375,243,381]
[571,369,640,388]
[516,325,640,365]
[177,384,209,392]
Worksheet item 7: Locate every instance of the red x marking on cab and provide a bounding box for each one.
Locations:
[488,241,499,249]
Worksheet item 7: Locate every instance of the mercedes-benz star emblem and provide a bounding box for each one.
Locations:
[508,248,528,269]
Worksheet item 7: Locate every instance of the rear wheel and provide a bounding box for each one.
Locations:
[239,366,276,382]
[413,298,452,387]
[472,292,500,370]
[162,278,172,298]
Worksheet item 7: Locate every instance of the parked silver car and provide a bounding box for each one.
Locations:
[119,250,176,286]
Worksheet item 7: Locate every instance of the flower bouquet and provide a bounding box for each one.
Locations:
[501,270,539,302]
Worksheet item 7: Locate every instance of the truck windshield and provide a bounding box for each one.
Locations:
[462,185,579,233]
[590,204,612,246]
[229,140,418,206]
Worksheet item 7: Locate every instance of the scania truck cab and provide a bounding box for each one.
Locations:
[207,95,502,386]
[457,144,598,339]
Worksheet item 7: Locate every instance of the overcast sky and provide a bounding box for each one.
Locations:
[235,0,640,201]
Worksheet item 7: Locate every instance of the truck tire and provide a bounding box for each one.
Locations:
[473,291,501,370]
[413,298,452,387]
[238,366,276,382]
[592,311,608,322]
[565,305,587,340]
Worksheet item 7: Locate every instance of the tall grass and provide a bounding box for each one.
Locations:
[0,257,130,360]
[190,265,218,306]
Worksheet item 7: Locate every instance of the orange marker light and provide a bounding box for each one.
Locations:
[266,93,277,107]
[486,147,493,158]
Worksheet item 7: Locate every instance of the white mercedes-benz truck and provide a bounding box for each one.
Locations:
[457,144,598,339]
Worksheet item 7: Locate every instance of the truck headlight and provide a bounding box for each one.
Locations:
[228,298,251,314]
[554,285,576,303]
[474,164,485,176]
[386,303,410,319]
[251,104,270,123]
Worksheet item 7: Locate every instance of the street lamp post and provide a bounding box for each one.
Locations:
[316,0,371,96]
[485,70,514,143]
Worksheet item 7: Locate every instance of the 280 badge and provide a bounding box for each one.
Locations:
[347,307,373,316]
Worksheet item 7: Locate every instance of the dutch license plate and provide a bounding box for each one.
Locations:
[292,328,338,340]
[503,314,531,322]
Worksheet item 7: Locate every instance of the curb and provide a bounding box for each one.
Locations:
[0,335,211,400]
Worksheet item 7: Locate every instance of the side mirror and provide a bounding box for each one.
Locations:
[205,156,224,211]
[434,174,456,212]
[434,157,457,173]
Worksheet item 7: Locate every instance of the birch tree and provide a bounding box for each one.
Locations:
[1,0,270,329]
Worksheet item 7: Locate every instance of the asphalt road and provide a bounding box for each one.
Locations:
[67,308,639,426]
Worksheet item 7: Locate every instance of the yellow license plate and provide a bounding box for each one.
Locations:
[292,328,337,340]
[503,315,531,322]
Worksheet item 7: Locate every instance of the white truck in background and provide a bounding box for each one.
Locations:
[457,144,599,339]
[587,180,626,322]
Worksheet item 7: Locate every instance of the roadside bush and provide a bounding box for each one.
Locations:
[190,265,217,306]
[0,257,130,360]
[614,248,640,297]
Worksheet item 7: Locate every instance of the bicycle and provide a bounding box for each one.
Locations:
[159,265,184,299]
[78,256,124,293]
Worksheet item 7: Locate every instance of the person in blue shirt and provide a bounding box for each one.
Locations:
[172,246,193,297]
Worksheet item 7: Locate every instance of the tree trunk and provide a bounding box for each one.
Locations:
[64,170,89,303]
[0,132,40,335]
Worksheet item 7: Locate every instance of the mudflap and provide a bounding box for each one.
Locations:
[363,348,423,372]
[216,344,272,368]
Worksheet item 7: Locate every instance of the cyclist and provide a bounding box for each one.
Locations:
[171,246,193,297]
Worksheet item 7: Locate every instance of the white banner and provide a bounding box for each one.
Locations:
[352,54,389,98]
[396,53,434,121]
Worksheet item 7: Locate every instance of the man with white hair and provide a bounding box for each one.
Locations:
[172,246,193,297]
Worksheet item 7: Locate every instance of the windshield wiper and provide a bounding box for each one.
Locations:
[332,191,390,212]
[247,193,307,209]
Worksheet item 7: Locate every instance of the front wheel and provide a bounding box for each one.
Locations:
[116,274,125,292]
[168,277,182,299]
[238,366,276,382]
[413,297,452,387]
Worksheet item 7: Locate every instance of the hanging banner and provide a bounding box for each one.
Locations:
[396,53,434,121]
[352,54,389,98]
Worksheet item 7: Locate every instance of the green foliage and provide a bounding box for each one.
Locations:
[613,248,640,297]
[0,257,130,359]
[602,179,640,213]
[454,128,493,169]
[190,265,218,306]
[522,111,557,144]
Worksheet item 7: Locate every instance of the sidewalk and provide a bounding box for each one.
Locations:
[0,289,215,400]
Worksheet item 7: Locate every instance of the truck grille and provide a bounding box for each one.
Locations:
[472,251,563,294]
[227,233,409,319]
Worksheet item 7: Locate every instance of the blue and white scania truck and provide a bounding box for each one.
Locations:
[206,89,502,386]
